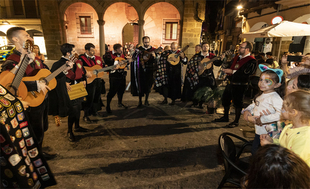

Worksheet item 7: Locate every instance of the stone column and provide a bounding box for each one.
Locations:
[97,19,105,57]
[138,20,145,45]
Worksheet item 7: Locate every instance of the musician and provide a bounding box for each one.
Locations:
[213,41,257,128]
[49,43,87,142]
[105,43,131,113]
[79,43,105,123]
[1,27,54,158]
[156,42,187,105]
[131,36,157,107]
[182,42,217,105]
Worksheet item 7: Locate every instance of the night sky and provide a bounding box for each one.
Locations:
[206,0,223,34]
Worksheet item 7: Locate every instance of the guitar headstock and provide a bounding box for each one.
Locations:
[23,40,34,53]
[69,53,79,63]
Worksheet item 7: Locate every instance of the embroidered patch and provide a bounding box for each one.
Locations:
[0,103,3,111]
[0,134,5,143]
[4,94,15,101]
[15,102,23,113]
[37,166,47,175]
[11,117,18,128]
[17,113,25,122]
[29,163,34,172]
[22,147,27,157]
[35,59,41,67]
[33,159,43,167]
[5,124,10,132]
[25,137,34,147]
[18,165,26,176]
[7,106,15,118]
[8,154,22,166]
[33,180,41,189]
[2,144,13,155]
[10,136,15,142]
[22,127,30,138]
[28,178,34,186]
[25,155,31,166]
[19,139,25,148]
[0,85,7,95]
[0,97,11,107]
[41,174,50,181]
[96,60,101,64]
[77,63,82,69]
[32,172,38,181]
[15,129,22,138]
[20,121,28,128]
[28,148,39,158]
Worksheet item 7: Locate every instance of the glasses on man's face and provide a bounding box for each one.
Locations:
[239,46,246,49]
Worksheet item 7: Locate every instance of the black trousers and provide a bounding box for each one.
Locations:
[26,97,49,148]
[107,75,126,103]
[222,84,247,108]
[84,78,103,116]
[68,97,83,133]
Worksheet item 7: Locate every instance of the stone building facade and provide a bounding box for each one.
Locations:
[38,0,206,59]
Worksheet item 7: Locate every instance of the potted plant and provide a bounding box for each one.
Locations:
[193,86,225,114]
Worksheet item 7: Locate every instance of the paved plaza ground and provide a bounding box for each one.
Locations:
[41,62,254,188]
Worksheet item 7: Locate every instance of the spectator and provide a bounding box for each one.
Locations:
[242,144,310,188]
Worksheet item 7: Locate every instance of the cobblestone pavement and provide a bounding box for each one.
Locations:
[42,60,255,188]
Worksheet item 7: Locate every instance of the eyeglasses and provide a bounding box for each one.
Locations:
[239,46,246,49]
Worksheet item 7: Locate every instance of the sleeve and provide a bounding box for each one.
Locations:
[260,96,283,124]
[23,81,38,91]
[244,59,257,76]
[290,130,310,167]
[1,60,16,72]
[242,101,255,114]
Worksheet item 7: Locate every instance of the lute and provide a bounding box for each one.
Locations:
[167,45,189,65]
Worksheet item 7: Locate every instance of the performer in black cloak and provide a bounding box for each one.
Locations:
[131,36,157,107]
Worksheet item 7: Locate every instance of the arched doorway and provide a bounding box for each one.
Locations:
[64,2,99,54]
[144,2,181,47]
[104,3,138,49]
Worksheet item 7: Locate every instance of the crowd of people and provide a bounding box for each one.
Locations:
[0,26,309,188]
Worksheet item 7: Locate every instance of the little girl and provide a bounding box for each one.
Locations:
[260,90,310,166]
[243,64,286,154]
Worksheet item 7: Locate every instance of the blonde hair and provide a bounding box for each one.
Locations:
[283,90,310,123]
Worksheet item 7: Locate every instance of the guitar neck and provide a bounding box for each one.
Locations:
[94,65,116,74]
[11,55,31,89]
[45,63,69,82]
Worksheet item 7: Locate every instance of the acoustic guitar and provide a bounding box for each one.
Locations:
[141,47,163,63]
[198,50,233,76]
[167,45,189,66]
[0,40,34,99]
[85,57,129,84]
[21,53,79,107]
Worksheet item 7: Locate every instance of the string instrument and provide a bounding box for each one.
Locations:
[141,47,163,65]
[0,40,34,99]
[167,45,189,65]
[21,53,79,107]
[85,57,128,84]
[198,49,233,76]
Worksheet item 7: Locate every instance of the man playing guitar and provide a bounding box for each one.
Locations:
[105,43,131,113]
[79,43,105,123]
[1,27,54,158]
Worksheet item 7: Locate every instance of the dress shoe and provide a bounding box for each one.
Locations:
[83,116,92,124]
[226,122,239,128]
[159,100,168,104]
[118,103,128,109]
[213,116,229,122]
[67,132,75,142]
[42,152,57,160]
[106,106,112,114]
[74,126,88,132]
[144,101,150,106]
[169,100,175,106]
[137,102,143,108]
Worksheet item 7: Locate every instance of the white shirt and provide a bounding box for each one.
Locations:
[243,92,283,135]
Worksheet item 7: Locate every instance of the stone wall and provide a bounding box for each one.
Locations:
[39,0,63,60]
[181,0,206,58]
[65,2,100,55]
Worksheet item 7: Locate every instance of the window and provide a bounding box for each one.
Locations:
[165,22,178,40]
[13,0,24,15]
[79,16,92,34]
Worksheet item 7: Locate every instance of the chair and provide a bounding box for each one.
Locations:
[217,132,252,189]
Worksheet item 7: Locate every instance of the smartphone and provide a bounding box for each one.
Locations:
[287,55,303,62]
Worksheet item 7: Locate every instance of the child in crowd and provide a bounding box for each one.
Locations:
[242,144,310,189]
[243,64,286,154]
[260,90,310,167]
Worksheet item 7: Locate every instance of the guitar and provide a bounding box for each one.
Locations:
[167,45,189,65]
[21,53,79,107]
[0,40,34,99]
[141,47,163,63]
[198,49,233,76]
[85,57,129,84]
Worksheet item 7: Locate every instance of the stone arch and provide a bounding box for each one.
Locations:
[293,14,310,24]
[141,0,183,21]
[59,0,101,19]
[102,0,141,20]
[64,2,100,54]
[104,2,139,46]
[143,2,181,46]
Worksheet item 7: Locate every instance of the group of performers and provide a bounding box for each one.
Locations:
[0,26,257,187]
